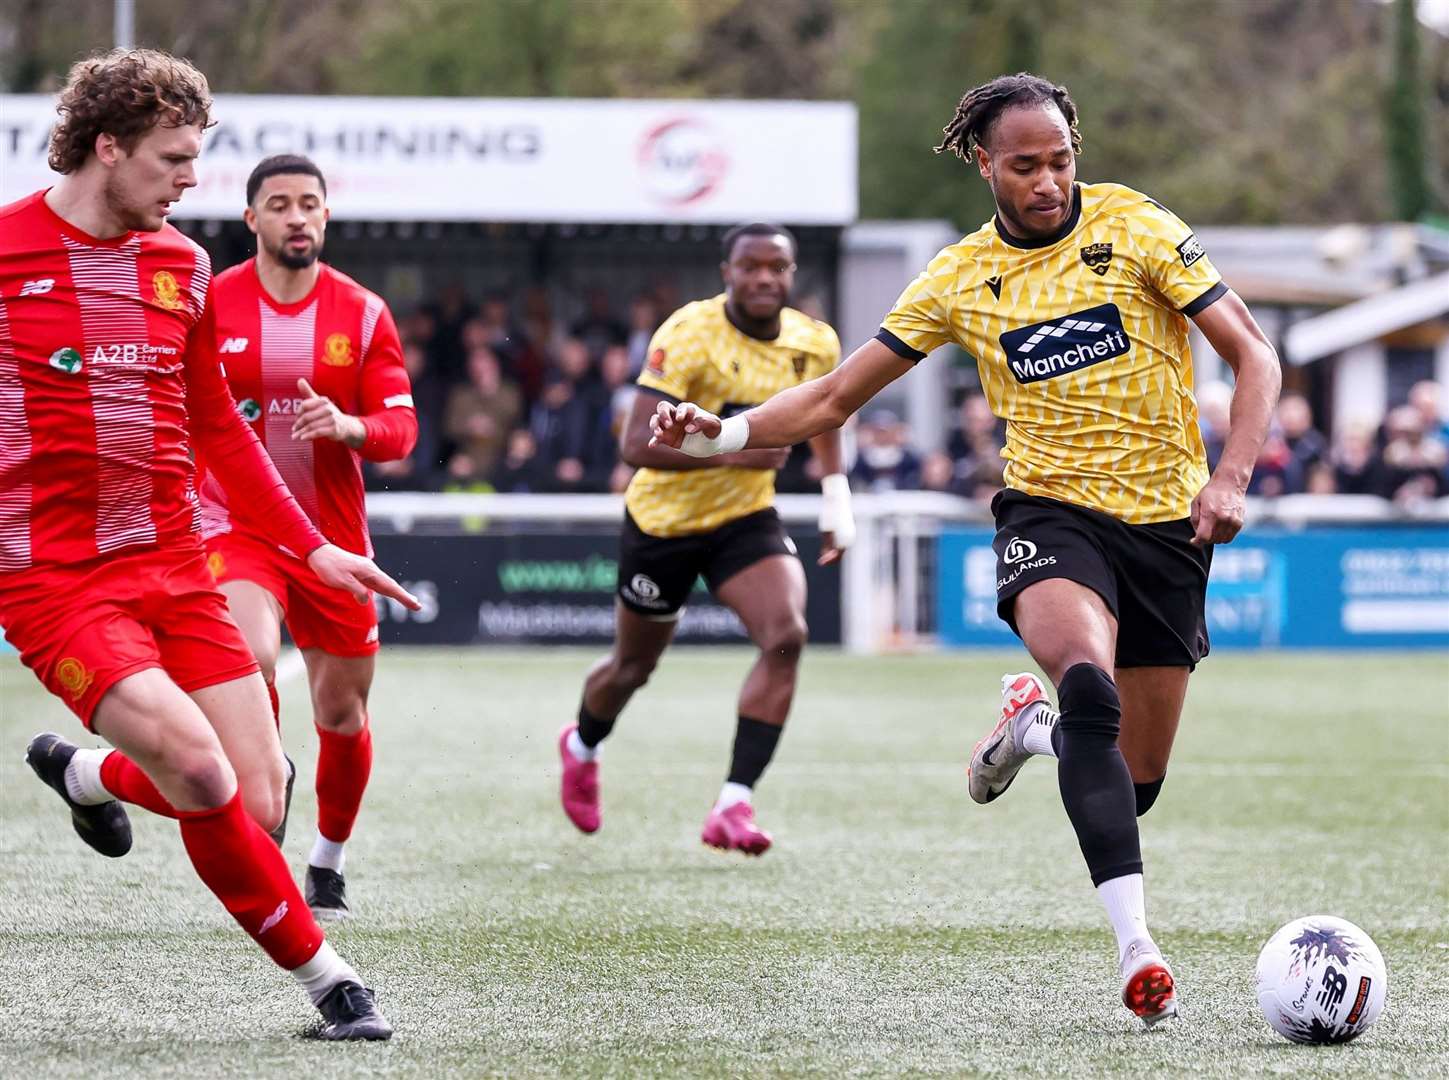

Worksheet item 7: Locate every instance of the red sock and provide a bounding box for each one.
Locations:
[315,722,372,843]
[266,680,281,731]
[178,792,323,970]
[99,751,179,818]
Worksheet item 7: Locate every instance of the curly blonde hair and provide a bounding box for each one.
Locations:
[48,48,213,174]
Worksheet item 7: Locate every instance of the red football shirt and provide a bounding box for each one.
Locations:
[0,191,323,575]
[198,259,416,558]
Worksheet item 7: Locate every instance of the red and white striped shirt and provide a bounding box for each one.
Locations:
[198,260,416,558]
[0,190,323,574]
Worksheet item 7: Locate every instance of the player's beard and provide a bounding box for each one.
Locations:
[103,175,164,233]
[271,235,322,270]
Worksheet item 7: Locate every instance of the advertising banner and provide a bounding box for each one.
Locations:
[937,526,1449,649]
[1,94,857,224]
[369,526,840,646]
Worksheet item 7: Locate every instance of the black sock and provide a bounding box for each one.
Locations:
[1134,776,1165,817]
[1055,663,1142,886]
[577,702,615,748]
[726,716,783,788]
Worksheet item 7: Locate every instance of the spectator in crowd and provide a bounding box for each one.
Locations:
[530,337,609,491]
[1331,420,1387,495]
[625,293,659,376]
[1409,379,1449,443]
[945,392,1006,499]
[571,288,627,360]
[591,344,635,473]
[422,281,476,383]
[442,345,524,483]
[1196,379,1233,472]
[849,409,922,492]
[1305,461,1338,494]
[489,429,551,494]
[1246,432,1302,497]
[1379,403,1449,504]
[1277,392,1328,484]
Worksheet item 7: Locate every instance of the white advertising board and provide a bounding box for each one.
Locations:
[0,94,857,224]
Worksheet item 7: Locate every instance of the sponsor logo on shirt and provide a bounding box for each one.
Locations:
[219,337,249,354]
[269,398,307,415]
[984,274,1004,300]
[48,347,83,374]
[152,270,184,310]
[322,332,354,366]
[19,278,54,296]
[998,303,1130,384]
[237,397,262,422]
[647,348,666,375]
[1177,233,1206,267]
[56,657,94,700]
[88,342,181,369]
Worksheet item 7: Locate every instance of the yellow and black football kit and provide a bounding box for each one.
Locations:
[877,182,1225,665]
[618,294,839,618]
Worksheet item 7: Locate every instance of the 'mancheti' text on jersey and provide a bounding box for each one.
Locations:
[878,182,1225,523]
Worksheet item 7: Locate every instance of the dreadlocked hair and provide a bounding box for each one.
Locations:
[934,72,1082,162]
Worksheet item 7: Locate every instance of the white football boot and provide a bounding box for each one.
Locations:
[967,672,1049,804]
[1120,937,1179,1027]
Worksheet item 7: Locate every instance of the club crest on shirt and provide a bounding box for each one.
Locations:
[791,353,808,380]
[56,657,94,700]
[152,270,184,310]
[1079,243,1113,276]
[322,332,354,366]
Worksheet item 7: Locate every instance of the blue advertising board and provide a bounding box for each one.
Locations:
[937,526,1449,649]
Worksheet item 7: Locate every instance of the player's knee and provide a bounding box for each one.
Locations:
[162,747,236,809]
[757,616,807,661]
[612,653,658,693]
[313,693,367,735]
[1056,663,1121,741]
[1134,775,1166,817]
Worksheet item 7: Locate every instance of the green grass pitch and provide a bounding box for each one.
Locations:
[2,648,1446,1078]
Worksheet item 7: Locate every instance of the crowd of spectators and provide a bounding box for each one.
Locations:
[367,285,1446,508]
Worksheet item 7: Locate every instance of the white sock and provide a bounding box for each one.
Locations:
[64,748,115,805]
[291,940,360,1004]
[715,781,752,810]
[309,833,346,873]
[566,728,598,763]
[1019,703,1060,758]
[1097,873,1153,965]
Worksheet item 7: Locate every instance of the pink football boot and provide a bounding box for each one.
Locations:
[701,801,772,856]
[558,724,601,834]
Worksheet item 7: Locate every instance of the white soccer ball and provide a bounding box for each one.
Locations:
[1255,915,1387,1044]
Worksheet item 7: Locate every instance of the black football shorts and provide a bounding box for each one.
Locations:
[617,507,797,619]
[991,488,1212,669]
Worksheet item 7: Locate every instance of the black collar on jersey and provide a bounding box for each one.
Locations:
[993,184,1082,250]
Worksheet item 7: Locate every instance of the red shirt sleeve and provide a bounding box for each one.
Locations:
[185,303,326,556]
[357,304,418,462]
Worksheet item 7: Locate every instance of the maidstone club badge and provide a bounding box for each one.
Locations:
[322,333,354,366]
[791,353,808,380]
[152,270,183,310]
[1079,243,1113,276]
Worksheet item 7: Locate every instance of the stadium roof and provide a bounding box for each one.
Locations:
[1282,268,1449,364]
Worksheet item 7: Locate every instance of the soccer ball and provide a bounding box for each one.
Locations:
[1255,915,1387,1044]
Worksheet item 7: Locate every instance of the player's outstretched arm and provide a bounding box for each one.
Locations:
[1188,289,1282,546]
[621,389,789,472]
[649,337,914,456]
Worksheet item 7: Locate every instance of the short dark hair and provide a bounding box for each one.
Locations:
[935,72,1082,162]
[721,222,797,262]
[246,154,327,205]
[49,48,213,174]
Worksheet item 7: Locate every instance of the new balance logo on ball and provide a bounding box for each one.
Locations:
[999,303,1129,384]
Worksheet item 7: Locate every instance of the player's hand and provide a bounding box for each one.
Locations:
[817,473,854,565]
[1189,474,1247,546]
[292,378,365,446]
[307,543,421,610]
[649,401,721,450]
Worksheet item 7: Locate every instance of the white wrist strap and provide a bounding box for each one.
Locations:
[818,472,855,549]
[679,413,749,458]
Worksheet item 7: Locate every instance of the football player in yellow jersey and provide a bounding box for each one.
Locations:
[650,75,1281,1024]
[557,223,854,856]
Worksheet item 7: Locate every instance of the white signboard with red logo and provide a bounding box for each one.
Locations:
[0,95,857,224]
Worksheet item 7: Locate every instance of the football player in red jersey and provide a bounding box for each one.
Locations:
[2,49,413,1039]
[198,154,417,922]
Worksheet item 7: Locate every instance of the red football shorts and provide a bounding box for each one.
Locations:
[0,543,259,728]
[205,530,380,658]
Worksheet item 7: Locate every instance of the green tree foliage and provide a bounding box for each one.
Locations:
[3,0,1445,226]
